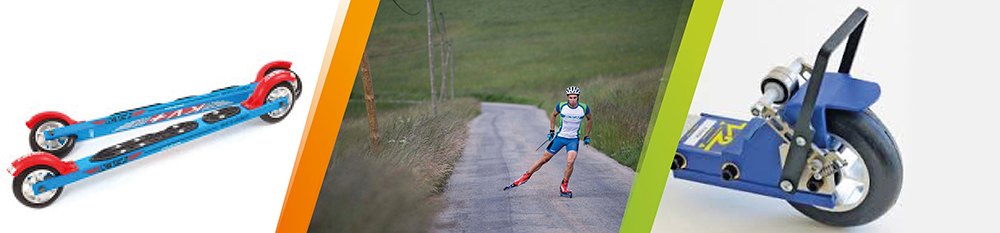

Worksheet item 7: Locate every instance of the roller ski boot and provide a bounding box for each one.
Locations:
[559,179,572,198]
[503,172,531,191]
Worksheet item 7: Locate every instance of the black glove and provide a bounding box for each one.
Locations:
[583,136,591,146]
[548,130,555,140]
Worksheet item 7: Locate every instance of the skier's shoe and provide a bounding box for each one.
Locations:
[560,179,573,198]
[503,172,532,191]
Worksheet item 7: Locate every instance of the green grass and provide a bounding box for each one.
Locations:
[330,98,480,189]
[309,99,480,232]
[570,68,664,169]
[354,0,680,102]
[342,101,422,118]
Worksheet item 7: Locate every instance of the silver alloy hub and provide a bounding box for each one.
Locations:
[266,86,293,118]
[34,121,69,150]
[21,169,58,204]
[817,134,871,212]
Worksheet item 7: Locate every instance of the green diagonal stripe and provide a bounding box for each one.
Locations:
[619,0,723,232]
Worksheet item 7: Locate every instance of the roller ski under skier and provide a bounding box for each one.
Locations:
[502,173,574,198]
[503,172,531,191]
[559,179,572,198]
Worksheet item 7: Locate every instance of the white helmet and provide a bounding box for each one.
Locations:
[565,86,581,95]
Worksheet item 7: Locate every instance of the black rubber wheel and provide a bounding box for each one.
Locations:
[259,82,296,123]
[12,166,64,208]
[293,74,303,100]
[28,118,77,159]
[788,109,903,227]
[265,68,303,100]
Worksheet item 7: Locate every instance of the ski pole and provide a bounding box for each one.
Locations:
[534,138,552,152]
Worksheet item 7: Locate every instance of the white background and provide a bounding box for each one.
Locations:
[654,0,1000,232]
[0,1,338,231]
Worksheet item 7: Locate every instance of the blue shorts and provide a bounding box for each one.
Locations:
[546,136,579,154]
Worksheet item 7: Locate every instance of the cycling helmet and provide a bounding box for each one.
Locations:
[565,86,581,95]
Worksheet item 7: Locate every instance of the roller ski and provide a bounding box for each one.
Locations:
[559,179,572,198]
[8,61,303,208]
[502,172,531,191]
[670,8,901,227]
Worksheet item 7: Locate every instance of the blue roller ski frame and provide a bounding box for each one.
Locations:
[42,83,258,142]
[27,97,289,196]
[9,61,300,206]
[672,8,878,208]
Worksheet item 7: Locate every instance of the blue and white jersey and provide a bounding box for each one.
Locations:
[555,101,590,139]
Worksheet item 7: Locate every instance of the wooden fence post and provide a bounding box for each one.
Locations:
[360,50,380,150]
[425,0,437,116]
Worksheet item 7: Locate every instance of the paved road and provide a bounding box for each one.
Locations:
[435,102,635,233]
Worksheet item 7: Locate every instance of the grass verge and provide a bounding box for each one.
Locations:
[308,98,480,232]
[572,68,663,169]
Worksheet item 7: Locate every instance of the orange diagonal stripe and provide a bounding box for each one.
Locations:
[275,0,380,232]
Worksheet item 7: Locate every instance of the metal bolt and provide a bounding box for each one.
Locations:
[795,136,807,146]
[780,180,794,192]
[809,159,824,171]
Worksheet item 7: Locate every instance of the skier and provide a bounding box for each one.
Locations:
[503,86,592,198]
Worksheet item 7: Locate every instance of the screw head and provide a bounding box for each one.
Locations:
[795,136,807,146]
[780,180,794,192]
[809,159,824,170]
